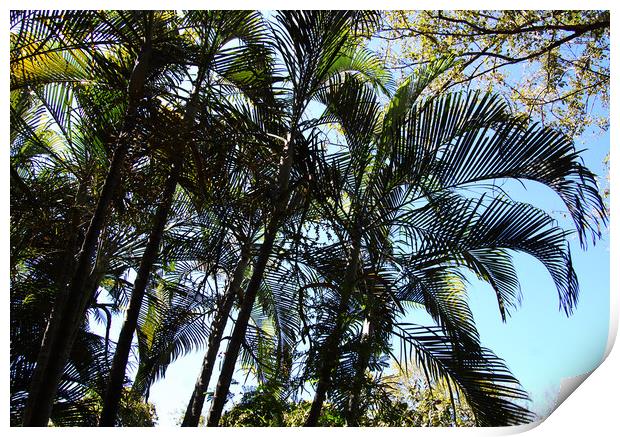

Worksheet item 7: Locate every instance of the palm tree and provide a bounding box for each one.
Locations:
[96,10,271,426]
[9,29,153,422]
[298,62,606,425]
[203,10,390,426]
[10,10,607,428]
[11,10,179,425]
[180,233,253,426]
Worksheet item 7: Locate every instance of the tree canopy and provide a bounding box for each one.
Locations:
[10,10,608,428]
[378,10,610,136]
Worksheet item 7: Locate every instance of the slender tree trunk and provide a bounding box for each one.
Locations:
[98,159,182,426]
[303,328,342,427]
[20,182,85,423]
[22,142,129,426]
[181,243,251,427]
[345,317,373,426]
[304,239,361,427]
[21,27,154,426]
[303,298,349,427]
[205,223,278,426]
[98,53,210,425]
[206,134,294,427]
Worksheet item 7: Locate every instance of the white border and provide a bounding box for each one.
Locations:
[3,2,616,436]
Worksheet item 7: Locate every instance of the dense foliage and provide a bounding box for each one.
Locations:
[220,365,476,427]
[67,388,158,427]
[220,391,346,427]
[10,10,607,427]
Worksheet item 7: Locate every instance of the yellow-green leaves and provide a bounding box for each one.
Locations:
[10,34,93,90]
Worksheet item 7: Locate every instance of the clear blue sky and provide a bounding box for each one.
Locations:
[465,130,611,419]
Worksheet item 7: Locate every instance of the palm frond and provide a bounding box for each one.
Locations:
[392,323,535,426]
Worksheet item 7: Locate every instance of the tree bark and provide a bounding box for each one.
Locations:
[98,159,181,426]
[205,223,278,426]
[98,51,209,425]
[21,27,154,426]
[181,243,251,426]
[303,328,341,427]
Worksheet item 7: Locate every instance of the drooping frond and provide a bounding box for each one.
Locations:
[392,324,535,426]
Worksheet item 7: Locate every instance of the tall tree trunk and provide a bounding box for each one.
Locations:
[205,134,294,427]
[98,158,182,426]
[19,181,85,423]
[21,32,153,425]
[304,239,361,427]
[98,54,209,425]
[303,327,342,427]
[205,223,278,426]
[345,317,373,426]
[181,243,251,427]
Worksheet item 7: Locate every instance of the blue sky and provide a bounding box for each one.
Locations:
[466,131,611,419]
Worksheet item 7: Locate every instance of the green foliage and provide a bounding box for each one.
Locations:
[285,401,346,427]
[219,388,346,427]
[10,10,607,428]
[367,365,476,427]
[380,10,610,136]
[69,388,158,427]
[221,388,287,426]
[219,377,475,427]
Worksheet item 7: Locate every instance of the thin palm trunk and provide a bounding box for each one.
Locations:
[181,243,251,427]
[20,182,86,425]
[304,239,360,427]
[205,135,294,427]
[303,326,342,426]
[98,158,182,426]
[21,36,153,425]
[345,317,373,426]
[205,223,278,426]
[98,57,209,424]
